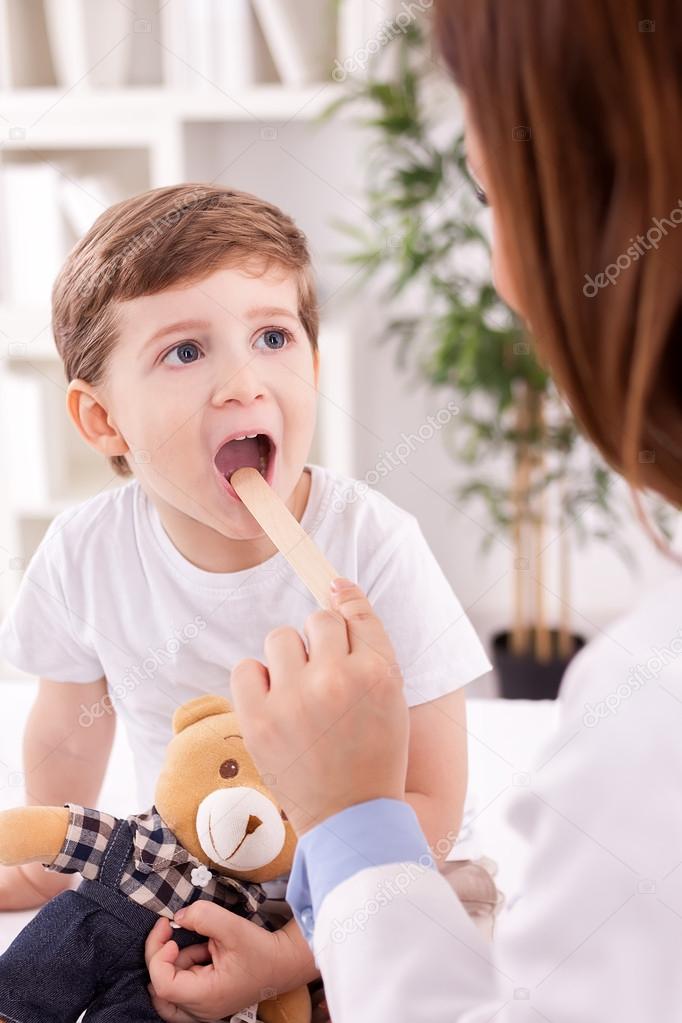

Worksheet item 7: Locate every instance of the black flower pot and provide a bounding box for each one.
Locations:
[492,629,586,700]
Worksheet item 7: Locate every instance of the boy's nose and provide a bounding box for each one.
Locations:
[211,358,265,406]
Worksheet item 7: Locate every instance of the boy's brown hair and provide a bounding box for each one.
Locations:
[52,184,319,477]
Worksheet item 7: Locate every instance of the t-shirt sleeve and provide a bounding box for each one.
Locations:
[363,517,491,707]
[0,515,104,683]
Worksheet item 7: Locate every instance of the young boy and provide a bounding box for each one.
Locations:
[0,185,490,1009]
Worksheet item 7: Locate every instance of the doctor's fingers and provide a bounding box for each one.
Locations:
[331,581,399,667]
[304,608,350,661]
[231,657,270,719]
[263,625,308,686]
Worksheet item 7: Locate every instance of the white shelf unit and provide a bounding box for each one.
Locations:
[0,2,373,653]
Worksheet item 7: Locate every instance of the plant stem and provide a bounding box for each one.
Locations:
[511,385,531,655]
[533,392,552,662]
[558,482,573,658]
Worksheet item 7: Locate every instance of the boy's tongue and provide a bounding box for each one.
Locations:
[215,437,262,480]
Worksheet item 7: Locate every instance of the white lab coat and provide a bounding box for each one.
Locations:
[312,576,682,1021]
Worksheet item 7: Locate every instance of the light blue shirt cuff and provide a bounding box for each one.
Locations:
[286,798,435,944]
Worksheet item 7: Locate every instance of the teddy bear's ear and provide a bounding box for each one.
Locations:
[173,695,233,735]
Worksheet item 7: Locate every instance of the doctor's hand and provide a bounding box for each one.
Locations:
[231,579,410,836]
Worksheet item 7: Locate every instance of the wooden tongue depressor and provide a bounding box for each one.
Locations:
[230,466,340,610]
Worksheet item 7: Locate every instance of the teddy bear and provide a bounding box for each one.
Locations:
[0,694,311,1023]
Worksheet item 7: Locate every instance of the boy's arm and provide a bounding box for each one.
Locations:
[24,676,116,805]
[404,689,468,861]
[271,917,320,991]
[17,676,116,897]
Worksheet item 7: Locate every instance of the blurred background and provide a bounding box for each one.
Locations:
[0,0,678,697]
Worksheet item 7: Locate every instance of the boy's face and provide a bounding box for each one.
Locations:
[100,262,318,540]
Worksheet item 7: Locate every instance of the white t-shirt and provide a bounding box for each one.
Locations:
[0,464,490,808]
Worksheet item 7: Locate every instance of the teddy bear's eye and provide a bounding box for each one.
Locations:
[219,758,239,779]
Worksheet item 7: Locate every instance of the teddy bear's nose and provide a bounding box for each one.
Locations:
[246,814,262,835]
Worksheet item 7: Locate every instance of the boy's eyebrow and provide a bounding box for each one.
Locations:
[141,307,300,352]
[244,305,300,322]
[142,319,212,351]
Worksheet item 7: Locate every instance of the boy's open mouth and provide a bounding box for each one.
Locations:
[213,432,275,499]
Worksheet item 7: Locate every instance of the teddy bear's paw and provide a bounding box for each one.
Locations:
[259,984,312,1023]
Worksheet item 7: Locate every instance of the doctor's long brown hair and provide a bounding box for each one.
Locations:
[434,0,682,508]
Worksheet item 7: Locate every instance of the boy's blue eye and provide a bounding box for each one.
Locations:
[163,342,203,366]
[254,329,289,351]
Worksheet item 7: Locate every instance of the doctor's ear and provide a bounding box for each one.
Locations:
[66,379,129,460]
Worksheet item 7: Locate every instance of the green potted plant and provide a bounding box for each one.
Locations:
[324,18,667,698]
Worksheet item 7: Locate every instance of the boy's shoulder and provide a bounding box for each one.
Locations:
[309,464,420,545]
[37,479,140,566]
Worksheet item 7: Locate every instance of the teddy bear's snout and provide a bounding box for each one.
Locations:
[246,814,262,835]
[195,786,286,871]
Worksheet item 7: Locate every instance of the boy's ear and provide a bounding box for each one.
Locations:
[66,379,129,459]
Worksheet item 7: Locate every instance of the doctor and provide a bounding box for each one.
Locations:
[146,0,682,1019]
